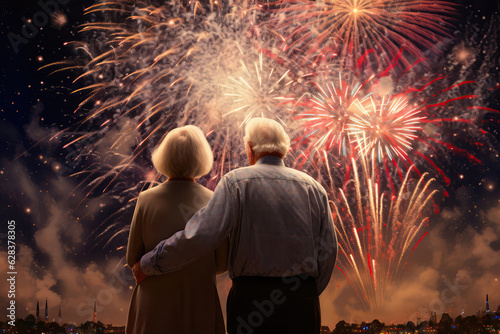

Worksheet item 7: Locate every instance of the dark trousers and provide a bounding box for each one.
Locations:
[226,275,320,334]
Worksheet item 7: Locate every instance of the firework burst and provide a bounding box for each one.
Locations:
[220,50,296,127]
[269,0,458,68]
[348,94,425,161]
[294,72,375,156]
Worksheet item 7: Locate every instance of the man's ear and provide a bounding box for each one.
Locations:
[245,140,253,153]
[245,141,255,165]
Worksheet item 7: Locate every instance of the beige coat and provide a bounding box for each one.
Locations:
[125,180,227,334]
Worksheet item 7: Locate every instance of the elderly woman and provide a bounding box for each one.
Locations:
[125,125,227,334]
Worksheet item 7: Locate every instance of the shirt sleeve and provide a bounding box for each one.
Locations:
[126,194,145,268]
[140,176,236,275]
[315,192,338,294]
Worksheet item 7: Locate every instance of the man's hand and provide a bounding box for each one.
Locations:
[132,261,147,285]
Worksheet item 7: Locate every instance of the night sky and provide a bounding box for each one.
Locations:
[1,0,500,328]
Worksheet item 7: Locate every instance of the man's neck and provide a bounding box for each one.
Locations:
[255,152,283,162]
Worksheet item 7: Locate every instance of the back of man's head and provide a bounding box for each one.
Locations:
[244,118,290,158]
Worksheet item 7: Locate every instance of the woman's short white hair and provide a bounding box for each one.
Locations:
[244,118,290,157]
[152,125,213,179]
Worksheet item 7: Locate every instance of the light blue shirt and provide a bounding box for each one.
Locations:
[140,155,337,294]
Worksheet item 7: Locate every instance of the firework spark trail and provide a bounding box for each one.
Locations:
[332,155,438,308]
[267,0,458,68]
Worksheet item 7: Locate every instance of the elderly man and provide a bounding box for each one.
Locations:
[133,118,337,334]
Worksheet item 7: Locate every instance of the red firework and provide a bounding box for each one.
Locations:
[268,0,458,68]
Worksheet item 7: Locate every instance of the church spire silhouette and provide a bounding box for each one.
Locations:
[36,300,40,322]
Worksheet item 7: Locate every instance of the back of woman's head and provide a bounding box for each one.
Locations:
[152,125,213,179]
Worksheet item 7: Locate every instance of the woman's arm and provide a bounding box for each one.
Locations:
[214,238,229,275]
[126,194,145,268]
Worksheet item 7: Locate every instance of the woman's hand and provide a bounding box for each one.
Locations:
[132,261,147,285]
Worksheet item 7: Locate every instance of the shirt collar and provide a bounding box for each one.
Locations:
[255,155,285,166]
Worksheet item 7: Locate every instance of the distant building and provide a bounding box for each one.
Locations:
[44,298,48,321]
[486,294,490,314]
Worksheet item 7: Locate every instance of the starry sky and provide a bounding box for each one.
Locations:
[1,0,500,328]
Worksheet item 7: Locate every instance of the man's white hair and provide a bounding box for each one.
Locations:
[152,125,213,179]
[244,118,290,157]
